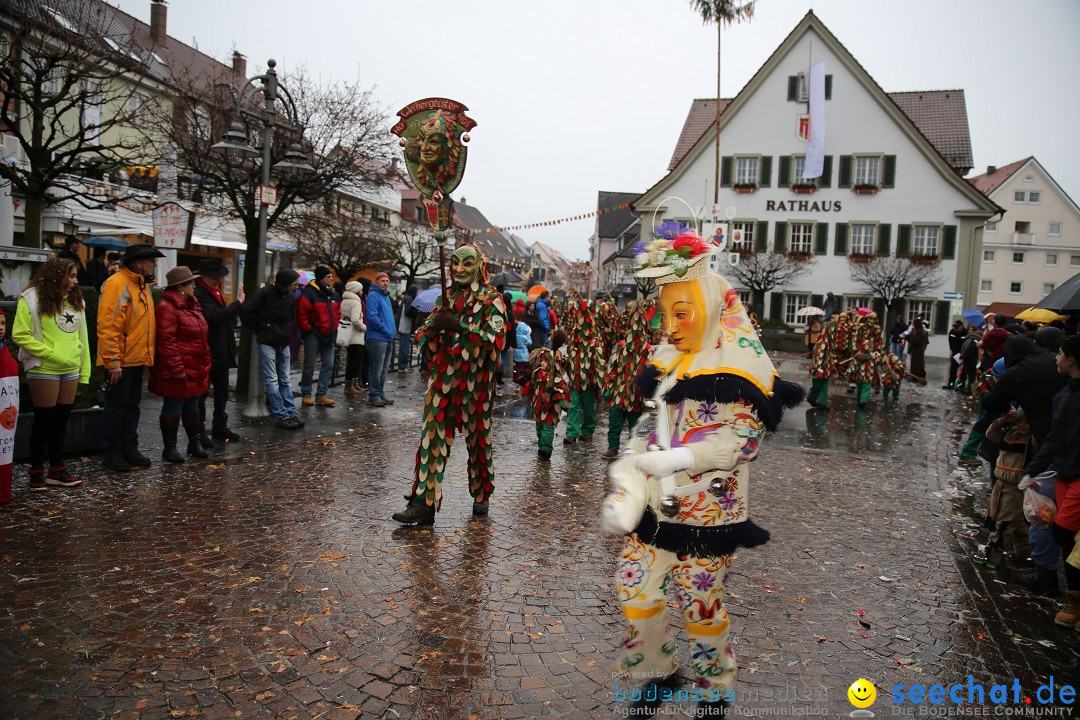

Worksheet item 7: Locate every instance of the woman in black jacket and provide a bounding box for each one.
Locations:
[240,269,304,429]
[193,259,244,444]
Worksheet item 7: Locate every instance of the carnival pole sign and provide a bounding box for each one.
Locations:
[391,98,476,232]
[392,98,477,296]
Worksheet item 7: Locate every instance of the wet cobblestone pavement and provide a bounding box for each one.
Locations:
[2,353,1078,719]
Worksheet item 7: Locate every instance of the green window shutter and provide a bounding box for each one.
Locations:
[778,156,791,188]
[755,221,768,252]
[819,155,832,187]
[838,155,853,188]
[774,222,787,254]
[834,222,848,255]
[882,155,897,188]
[811,293,824,309]
[942,225,957,259]
[934,301,950,334]
[877,223,892,256]
[787,76,799,101]
[759,156,772,188]
[720,156,733,187]
[896,225,911,257]
[873,297,886,319]
[824,75,833,100]
[770,292,784,322]
[815,223,828,255]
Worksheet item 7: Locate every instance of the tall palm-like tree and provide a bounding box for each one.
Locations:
[686,0,756,204]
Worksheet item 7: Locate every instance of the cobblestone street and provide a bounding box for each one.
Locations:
[2,354,1077,719]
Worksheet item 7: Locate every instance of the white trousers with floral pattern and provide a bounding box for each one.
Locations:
[614,531,736,690]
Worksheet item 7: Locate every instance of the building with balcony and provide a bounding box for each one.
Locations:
[633,11,999,357]
[969,157,1080,309]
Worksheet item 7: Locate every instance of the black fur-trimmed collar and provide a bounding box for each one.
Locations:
[635,364,804,432]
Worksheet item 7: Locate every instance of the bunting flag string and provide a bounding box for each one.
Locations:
[473,201,632,234]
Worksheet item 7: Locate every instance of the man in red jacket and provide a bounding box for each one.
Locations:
[296,266,341,406]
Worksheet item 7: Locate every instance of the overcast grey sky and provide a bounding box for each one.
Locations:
[111,0,1080,261]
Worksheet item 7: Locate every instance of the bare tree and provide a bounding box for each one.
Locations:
[288,209,396,283]
[848,256,943,331]
[0,1,153,246]
[725,252,815,314]
[388,221,442,288]
[150,62,394,291]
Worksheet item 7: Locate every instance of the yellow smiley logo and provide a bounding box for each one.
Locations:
[848,678,876,708]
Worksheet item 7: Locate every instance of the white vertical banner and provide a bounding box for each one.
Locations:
[803,61,826,179]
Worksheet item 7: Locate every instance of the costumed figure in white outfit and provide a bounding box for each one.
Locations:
[602,223,804,717]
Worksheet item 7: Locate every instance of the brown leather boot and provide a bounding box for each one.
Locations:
[344,379,362,397]
[1054,590,1080,628]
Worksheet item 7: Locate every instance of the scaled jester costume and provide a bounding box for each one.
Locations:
[877,350,905,400]
[851,313,883,406]
[806,318,838,410]
[603,228,803,714]
[522,342,570,459]
[392,245,506,525]
[563,292,605,442]
[602,301,652,456]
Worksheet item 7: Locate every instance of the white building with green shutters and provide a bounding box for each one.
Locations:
[634,11,999,358]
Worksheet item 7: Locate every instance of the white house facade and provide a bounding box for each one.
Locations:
[971,157,1080,308]
[634,11,998,357]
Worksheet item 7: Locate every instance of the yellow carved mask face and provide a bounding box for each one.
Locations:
[659,281,706,353]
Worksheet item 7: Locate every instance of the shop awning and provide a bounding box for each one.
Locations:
[191,236,247,251]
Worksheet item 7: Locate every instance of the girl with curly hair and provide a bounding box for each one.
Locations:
[12,257,91,492]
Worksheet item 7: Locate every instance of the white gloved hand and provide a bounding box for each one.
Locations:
[632,447,694,477]
[688,431,750,473]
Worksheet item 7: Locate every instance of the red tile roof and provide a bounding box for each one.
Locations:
[887,91,973,174]
[667,99,732,171]
[668,90,974,173]
[967,157,1031,196]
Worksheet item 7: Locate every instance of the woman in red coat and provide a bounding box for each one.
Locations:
[149,267,211,463]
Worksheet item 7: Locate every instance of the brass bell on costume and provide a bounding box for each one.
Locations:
[659,495,681,517]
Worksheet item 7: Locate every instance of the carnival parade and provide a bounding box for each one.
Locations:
[2,0,1080,718]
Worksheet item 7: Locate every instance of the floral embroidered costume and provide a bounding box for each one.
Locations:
[806,318,838,410]
[563,292,605,442]
[522,344,570,459]
[603,225,804,713]
[392,245,506,525]
[602,301,652,456]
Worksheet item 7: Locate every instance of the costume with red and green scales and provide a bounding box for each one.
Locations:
[522,347,570,456]
[602,301,652,454]
[564,294,605,441]
[851,315,883,405]
[401,245,506,514]
[806,319,838,409]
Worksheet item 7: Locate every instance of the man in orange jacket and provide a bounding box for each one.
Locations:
[97,243,164,472]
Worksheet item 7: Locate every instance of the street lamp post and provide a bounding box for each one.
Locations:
[211,58,314,422]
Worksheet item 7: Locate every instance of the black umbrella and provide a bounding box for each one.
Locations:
[489,269,525,287]
[1034,270,1080,315]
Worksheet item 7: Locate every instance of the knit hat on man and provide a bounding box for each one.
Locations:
[275,268,300,287]
[375,272,390,283]
[314,266,332,282]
